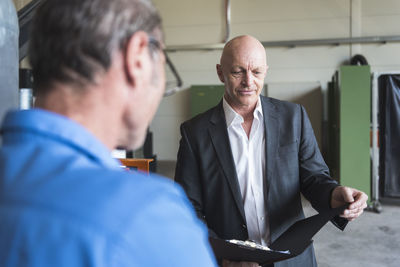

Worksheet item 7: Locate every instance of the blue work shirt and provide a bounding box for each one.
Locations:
[0,109,217,267]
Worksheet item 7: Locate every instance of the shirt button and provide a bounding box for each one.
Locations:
[242,224,247,229]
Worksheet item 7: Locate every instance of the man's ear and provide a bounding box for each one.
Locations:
[124,31,150,87]
[216,64,225,83]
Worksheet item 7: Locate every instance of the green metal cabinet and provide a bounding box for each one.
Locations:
[190,85,225,117]
[328,66,371,201]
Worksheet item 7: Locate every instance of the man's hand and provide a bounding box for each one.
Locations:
[331,186,368,221]
[222,259,260,267]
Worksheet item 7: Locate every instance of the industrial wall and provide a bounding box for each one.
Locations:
[13,0,31,10]
[9,0,400,161]
[150,0,400,160]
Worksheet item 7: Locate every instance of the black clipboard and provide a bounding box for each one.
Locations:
[209,238,292,264]
[209,206,347,265]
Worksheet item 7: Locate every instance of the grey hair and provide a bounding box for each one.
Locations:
[29,0,162,94]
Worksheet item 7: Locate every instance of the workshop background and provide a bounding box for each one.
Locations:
[149,0,400,161]
[3,0,400,266]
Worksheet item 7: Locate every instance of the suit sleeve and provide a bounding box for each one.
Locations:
[297,105,348,230]
[174,123,219,238]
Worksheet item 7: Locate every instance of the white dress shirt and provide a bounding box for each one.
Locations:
[222,97,269,246]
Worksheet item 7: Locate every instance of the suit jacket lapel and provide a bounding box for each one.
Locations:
[261,96,279,199]
[208,102,246,222]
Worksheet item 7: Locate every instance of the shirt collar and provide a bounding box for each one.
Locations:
[253,97,264,121]
[222,96,264,127]
[222,97,242,127]
[1,108,120,169]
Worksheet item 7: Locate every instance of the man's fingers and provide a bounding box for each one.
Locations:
[340,204,367,219]
[346,208,365,221]
[342,187,355,203]
[332,186,368,222]
[348,191,368,210]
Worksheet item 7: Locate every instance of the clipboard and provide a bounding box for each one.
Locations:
[209,205,347,265]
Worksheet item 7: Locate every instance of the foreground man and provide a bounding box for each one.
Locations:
[0,0,216,266]
[175,35,368,267]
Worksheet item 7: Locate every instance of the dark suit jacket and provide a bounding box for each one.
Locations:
[175,96,347,267]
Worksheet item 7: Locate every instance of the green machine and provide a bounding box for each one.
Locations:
[327,66,371,202]
[190,85,225,117]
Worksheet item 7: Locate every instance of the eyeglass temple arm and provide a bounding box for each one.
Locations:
[164,53,183,96]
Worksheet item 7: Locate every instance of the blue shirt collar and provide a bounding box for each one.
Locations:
[1,108,120,169]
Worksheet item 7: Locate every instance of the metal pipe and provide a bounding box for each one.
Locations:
[223,0,231,43]
[166,35,400,52]
[371,72,379,208]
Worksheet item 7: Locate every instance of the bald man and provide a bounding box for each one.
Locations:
[175,35,367,267]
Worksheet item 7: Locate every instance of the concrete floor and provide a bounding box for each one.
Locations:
[304,200,400,267]
[156,160,400,267]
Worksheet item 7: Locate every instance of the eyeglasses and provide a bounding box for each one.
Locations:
[148,36,183,97]
[148,36,163,55]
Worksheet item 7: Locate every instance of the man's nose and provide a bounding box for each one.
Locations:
[241,71,254,87]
